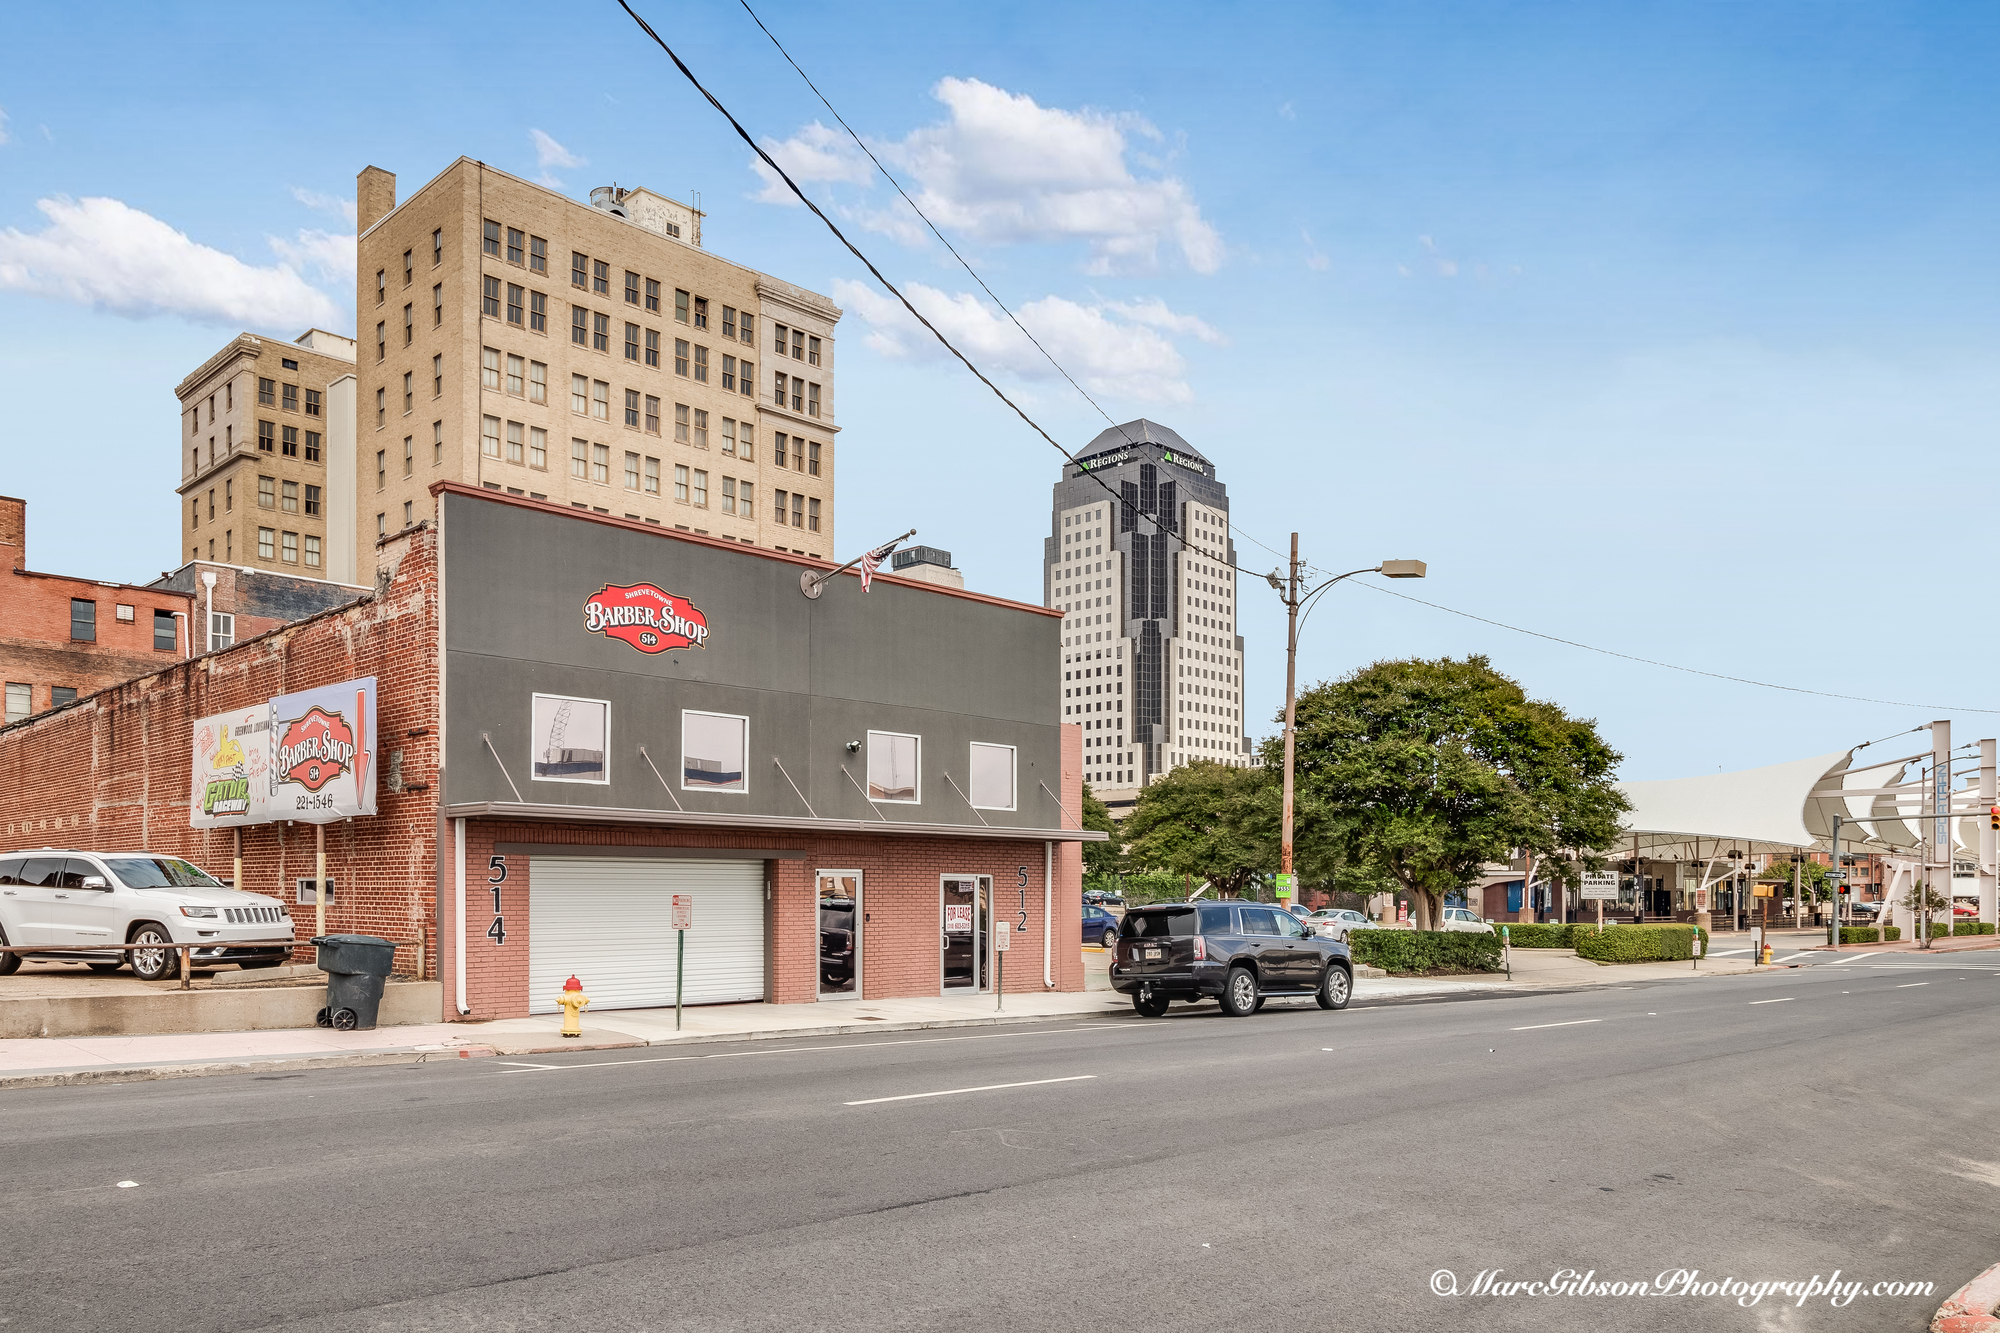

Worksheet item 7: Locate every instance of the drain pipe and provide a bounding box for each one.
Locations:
[454,817,469,1014]
[200,570,216,653]
[1044,840,1054,987]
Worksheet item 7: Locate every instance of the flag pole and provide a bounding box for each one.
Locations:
[800,528,917,599]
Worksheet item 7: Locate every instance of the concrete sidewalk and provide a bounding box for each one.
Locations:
[0,969,1551,1088]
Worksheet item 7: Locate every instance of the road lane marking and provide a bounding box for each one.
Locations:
[1771,954,1815,964]
[496,1024,1132,1073]
[1510,1019,1601,1031]
[1897,982,1929,988]
[1749,998,1793,1005]
[845,1075,1096,1106]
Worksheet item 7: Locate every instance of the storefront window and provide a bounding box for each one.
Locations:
[968,742,1015,810]
[682,710,747,792]
[530,694,608,784]
[868,731,920,803]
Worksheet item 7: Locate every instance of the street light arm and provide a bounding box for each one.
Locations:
[1296,567,1381,636]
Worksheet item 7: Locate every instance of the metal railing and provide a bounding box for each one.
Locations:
[0,938,427,991]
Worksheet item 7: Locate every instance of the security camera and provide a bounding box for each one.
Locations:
[845,740,861,753]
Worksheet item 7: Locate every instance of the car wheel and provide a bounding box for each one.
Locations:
[0,925,18,977]
[1133,992,1170,1019]
[87,962,125,975]
[1317,963,1352,1011]
[129,925,179,982]
[1220,966,1258,1017]
[1101,928,1118,949]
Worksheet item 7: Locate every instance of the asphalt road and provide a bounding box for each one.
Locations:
[8,952,1999,1333]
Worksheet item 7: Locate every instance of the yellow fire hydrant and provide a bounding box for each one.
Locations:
[557,975,589,1038]
[1761,944,1774,965]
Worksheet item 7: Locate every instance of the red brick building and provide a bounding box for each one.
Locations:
[1,494,195,725]
[0,487,1092,1020]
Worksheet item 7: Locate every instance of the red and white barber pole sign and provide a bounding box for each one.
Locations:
[671,894,694,931]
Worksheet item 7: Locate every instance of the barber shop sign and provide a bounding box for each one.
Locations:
[583,582,710,654]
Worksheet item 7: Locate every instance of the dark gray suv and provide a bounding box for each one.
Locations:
[1109,900,1353,1018]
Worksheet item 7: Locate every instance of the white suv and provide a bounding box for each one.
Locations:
[1441,907,1495,934]
[0,850,295,981]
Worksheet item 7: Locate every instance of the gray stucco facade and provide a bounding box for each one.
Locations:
[440,491,1073,837]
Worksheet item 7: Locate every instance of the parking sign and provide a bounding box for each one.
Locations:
[671,894,693,931]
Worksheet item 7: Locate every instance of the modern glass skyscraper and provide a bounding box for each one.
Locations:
[1044,420,1248,809]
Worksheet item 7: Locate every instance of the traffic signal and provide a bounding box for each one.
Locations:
[1990,804,1999,831]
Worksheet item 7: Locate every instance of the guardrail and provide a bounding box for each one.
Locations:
[0,938,427,991]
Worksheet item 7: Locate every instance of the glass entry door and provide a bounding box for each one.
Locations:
[941,875,990,992]
[817,871,862,999]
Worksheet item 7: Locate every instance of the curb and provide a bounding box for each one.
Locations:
[1934,1262,2000,1332]
[0,1046,497,1090]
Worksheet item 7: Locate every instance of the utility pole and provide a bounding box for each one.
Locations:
[1269,540,1426,921]
[1279,534,1300,896]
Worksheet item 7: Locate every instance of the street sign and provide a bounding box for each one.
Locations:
[671,894,693,931]
[1580,872,1619,900]
[1825,870,1846,882]
[994,920,1011,952]
[1274,873,1297,899]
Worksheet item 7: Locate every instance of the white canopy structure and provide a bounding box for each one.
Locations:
[1620,745,1983,860]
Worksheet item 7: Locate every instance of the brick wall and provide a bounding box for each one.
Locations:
[0,526,441,969]
[439,814,1086,1021]
[2,567,194,719]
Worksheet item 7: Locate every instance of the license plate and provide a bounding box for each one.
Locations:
[1143,946,1162,961]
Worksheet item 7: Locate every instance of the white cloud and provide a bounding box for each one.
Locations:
[833,278,1205,404]
[1301,228,1329,272]
[290,186,357,228]
[1278,101,1297,122]
[0,196,342,329]
[751,122,872,205]
[530,129,584,187]
[757,78,1221,275]
[268,228,355,289]
[0,106,10,146]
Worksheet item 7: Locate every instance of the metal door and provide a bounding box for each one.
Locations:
[528,857,765,1013]
[817,870,862,999]
[941,875,990,992]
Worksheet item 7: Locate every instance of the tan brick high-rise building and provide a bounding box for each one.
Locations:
[176,329,358,583]
[354,160,839,559]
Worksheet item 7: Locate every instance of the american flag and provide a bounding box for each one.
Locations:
[858,540,900,591]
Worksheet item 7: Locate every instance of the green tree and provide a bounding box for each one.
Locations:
[1122,761,1279,899]
[1760,856,1832,903]
[1271,655,1629,931]
[1079,782,1122,877]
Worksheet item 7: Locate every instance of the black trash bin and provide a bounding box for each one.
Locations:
[310,934,397,1031]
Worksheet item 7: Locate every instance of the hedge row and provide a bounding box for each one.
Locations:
[1572,924,1708,963]
[1838,926,1880,944]
[1953,922,1998,937]
[1349,930,1503,974]
[1494,922,1579,949]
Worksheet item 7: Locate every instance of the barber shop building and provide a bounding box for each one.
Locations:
[0,486,1094,1019]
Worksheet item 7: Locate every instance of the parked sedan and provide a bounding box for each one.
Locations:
[0,851,294,981]
[1109,900,1353,1017]
[1441,907,1494,933]
[1082,903,1120,949]
[1304,908,1369,941]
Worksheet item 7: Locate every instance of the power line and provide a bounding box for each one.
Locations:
[683,0,1266,574]
[1352,580,2000,715]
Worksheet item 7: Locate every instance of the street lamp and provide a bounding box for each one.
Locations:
[1268,534,1426,905]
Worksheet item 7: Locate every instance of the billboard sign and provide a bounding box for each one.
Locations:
[267,677,377,824]
[189,705,273,828]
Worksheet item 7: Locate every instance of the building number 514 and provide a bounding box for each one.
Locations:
[487,854,507,945]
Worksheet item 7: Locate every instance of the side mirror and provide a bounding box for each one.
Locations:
[81,875,109,891]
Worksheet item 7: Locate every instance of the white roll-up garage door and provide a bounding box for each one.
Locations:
[528,857,765,1013]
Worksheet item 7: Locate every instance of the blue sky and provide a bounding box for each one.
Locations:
[3,1,1997,779]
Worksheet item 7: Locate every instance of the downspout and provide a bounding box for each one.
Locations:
[201,570,217,652]
[454,817,469,1014]
[1043,839,1053,988]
